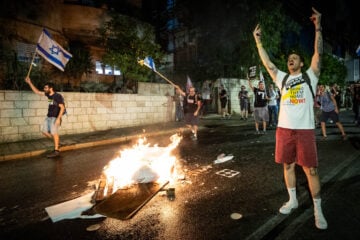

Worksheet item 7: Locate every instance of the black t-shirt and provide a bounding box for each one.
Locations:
[219,89,227,103]
[46,93,64,118]
[183,94,201,113]
[238,90,248,100]
[253,88,267,107]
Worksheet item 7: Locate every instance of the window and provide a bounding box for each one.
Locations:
[95,61,103,74]
[16,42,41,64]
[95,60,121,75]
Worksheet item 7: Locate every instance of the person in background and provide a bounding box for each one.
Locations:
[248,79,268,134]
[25,76,65,158]
[173,87,184,122]
[253,7,328,229]
[330,83,341,109]
[219,84,231,119]
[314,86,322,127]
[201,80,212,117]
[344,85,352,110]
[176,86,202,141]
[238,85,249,120]
[267,83,279,127]
[318,84,346,140]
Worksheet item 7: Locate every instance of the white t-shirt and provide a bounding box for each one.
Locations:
[275,68,318,129]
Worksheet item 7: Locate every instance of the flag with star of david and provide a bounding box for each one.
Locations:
[36,29,72,71]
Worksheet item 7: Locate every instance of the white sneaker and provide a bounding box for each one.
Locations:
[315,210,328,229]
[279,200,298,214]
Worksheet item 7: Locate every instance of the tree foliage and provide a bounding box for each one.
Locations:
[99,12,165,83]
[65,42,94,79]
[174,0,347,86]
[320,53,347,86]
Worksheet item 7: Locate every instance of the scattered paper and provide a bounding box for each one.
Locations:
[45,192,104,223]
[230,212,243,220]
[214,154,234,164]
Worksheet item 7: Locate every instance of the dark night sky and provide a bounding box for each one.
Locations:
[281,0,360,55]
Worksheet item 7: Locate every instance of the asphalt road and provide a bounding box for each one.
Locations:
[0,118,359,240]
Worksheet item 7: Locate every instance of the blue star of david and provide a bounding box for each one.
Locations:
[49,45,59,55]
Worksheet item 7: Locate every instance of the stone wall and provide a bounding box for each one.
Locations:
[0,82,175,143]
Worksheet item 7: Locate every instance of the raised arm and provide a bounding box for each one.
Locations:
[310,7,323,77]
[25,76,45,96]
[175,85,186,97]
[247,75,254,91]
[253,24,278,81]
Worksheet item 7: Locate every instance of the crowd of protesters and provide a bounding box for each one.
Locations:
[172,79,360,138]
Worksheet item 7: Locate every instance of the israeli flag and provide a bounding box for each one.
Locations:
[36,29,72,71]
[142,56,156,71]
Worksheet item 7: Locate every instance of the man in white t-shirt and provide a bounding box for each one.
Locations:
[253,7,327,230]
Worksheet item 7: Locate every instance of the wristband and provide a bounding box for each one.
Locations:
[316,28,322,32]
[256,43,262,48]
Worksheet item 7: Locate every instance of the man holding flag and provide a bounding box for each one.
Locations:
[23,29,72,158]
[176,85,202,141]
[25,77,65,158]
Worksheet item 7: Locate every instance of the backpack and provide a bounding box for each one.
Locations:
[281,72,315,99]
[54,93,67,116]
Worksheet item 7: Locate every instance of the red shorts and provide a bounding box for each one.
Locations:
[275,127,318,167]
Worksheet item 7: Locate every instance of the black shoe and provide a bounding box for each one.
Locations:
[47,150,60,158]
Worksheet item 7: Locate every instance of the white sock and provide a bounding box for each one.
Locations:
[313,198,328,229]
[288,187,297,203]
[313,198,323,213]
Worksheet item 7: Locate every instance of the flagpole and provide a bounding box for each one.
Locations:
[138,57,177,87]
[154,70,176,87]
[26,50,37,78]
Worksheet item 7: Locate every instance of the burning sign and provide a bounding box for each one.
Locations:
[99,133,183,197]
[91,133,183,220]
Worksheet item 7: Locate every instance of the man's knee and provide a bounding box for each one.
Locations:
[284,163,295,171]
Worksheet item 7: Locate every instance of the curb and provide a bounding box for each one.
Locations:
[0,127,186,162]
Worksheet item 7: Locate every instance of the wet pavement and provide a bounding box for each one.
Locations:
[0,110,359,240]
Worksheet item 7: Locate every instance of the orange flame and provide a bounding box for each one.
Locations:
[102,134,182,195]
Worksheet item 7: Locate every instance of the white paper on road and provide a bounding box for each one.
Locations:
[45,192,104,223]
[214,155,234,164]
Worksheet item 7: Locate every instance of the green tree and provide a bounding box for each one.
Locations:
[64,42,94,91]
[175,0,300,83]
[99,12,165,89]
[319,53,347,86]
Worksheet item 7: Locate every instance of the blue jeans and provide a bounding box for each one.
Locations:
[268,105,278,126]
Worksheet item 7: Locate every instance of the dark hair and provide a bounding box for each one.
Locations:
[288,50,305,63]
[44,82,55,90]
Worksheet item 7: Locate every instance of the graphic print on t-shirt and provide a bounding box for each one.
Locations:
[281,76,307,105]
